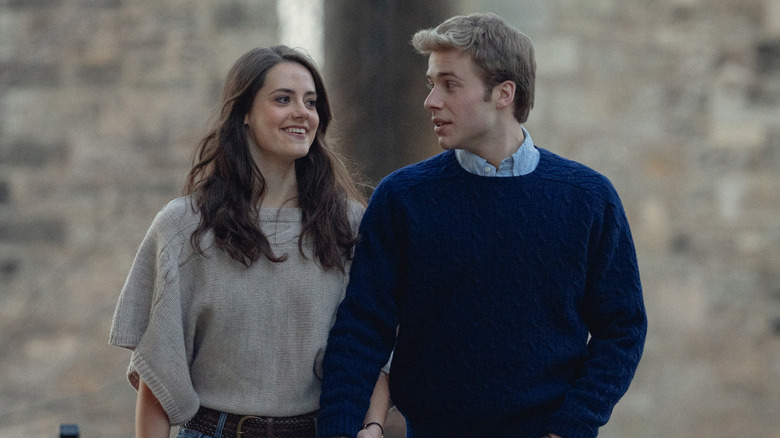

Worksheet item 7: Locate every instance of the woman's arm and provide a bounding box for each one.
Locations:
[357,372,390,438]
[135,378,171,438]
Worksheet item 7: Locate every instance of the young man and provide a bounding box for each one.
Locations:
[318,12,647,438]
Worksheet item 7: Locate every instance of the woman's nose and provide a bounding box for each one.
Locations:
[292,101,310,119]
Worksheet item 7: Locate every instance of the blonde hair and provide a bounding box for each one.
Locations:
[412,12,535,123]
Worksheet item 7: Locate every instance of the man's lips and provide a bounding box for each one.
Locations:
[432,118,450,134]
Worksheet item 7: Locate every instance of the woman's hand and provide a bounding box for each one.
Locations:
[357,422,384,438]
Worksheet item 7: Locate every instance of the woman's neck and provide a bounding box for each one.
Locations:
[259,163,299,209]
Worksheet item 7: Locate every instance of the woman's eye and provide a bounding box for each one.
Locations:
[276,96,290,103]
[306,99,317,108]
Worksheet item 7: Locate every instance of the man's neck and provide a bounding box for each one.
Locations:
[474,122,526,168]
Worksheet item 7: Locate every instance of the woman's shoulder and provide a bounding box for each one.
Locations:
[346,198,366,230]
[347,198,366,216]
[148,195,202,239]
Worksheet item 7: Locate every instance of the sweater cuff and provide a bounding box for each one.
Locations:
[131,350,199,425]
[316,410,364,438]
[546,412,598,438]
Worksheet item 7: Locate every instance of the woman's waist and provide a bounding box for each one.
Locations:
[182,406,318,438]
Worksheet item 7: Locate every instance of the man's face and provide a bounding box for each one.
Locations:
[424,50,498,155]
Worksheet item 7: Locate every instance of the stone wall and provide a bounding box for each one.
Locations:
[471,0,780,436]
[0,0,779,436]
[0,0,279,435]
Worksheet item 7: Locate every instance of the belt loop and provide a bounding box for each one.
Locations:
[214,411,228,438]
[266,417,275,438]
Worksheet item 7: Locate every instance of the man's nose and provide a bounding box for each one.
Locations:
[424,88,442,111]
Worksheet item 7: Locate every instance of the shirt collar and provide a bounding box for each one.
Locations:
[455,126,539,177]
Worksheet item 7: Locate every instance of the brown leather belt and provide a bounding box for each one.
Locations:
[181,406,317,438]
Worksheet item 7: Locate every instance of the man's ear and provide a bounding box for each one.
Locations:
[494,80,516,110]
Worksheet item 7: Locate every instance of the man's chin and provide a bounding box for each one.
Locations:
[438,139,457,150]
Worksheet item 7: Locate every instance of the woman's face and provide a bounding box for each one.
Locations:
[244,62,319,169]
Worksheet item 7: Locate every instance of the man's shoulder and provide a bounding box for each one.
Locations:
[378,151,457,189]
[536,147,600,175]
[535,147,618,196]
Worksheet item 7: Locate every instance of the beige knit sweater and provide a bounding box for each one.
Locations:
[109,196,363,425]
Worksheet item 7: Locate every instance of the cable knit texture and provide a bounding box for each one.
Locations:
[109,196,363,425]
[318,148,647,438]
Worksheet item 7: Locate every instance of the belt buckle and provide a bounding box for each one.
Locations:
[236,415,262,438]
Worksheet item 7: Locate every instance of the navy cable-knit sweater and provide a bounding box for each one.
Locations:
[318,148,647,438]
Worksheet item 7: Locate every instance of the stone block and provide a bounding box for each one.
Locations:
[467,0,553,32]
[0,181,8,204]
[534,36,581,77]
[77,0,123,7]
[634,196,672,253]
[0,14,21,59]
[708,121,767,149]
[213,1,274,30]
[756,38,780,75]
[75,61,122,86]
[7,0,63,9]
[768,0,780,33]
[0,217,67,245]
[0,258,20,281]
[1,89,65,142]
[7,62,61,87]
[0,139,67,167]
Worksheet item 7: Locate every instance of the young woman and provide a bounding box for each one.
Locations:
[109,46,388,438]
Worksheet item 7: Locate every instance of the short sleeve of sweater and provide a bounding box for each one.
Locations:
[108,198,200,425]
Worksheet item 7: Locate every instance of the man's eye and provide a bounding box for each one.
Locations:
[426,82,434,90]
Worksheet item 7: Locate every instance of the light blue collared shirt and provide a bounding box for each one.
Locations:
[455,126,539,177]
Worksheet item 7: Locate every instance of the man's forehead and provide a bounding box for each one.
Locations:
[425,50,476,79]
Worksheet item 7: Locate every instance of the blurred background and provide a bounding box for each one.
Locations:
[1,0,779,436]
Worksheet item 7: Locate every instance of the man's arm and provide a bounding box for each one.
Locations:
[318,181,402,437]
[546,191,647,437]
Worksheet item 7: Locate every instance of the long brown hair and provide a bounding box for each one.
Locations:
[184,45,365,271]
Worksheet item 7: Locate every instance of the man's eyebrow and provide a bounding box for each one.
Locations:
[426,71,462,80]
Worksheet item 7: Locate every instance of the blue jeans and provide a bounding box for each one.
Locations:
[176,411,228,438]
